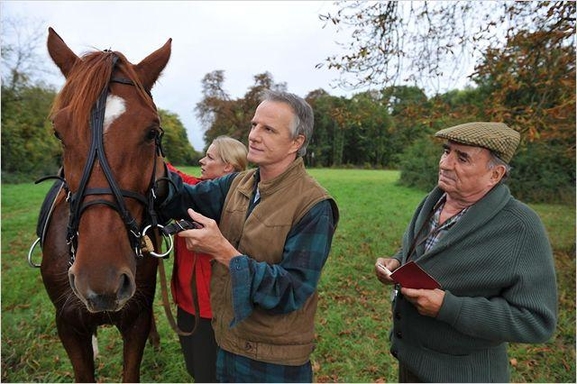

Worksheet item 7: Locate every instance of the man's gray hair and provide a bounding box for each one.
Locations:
[487,151,512,181]
[261,89,313,157]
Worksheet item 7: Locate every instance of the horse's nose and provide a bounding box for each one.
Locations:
[116,272,135,302]
[68,267,136,312]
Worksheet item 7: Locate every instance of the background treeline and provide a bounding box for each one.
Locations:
[1,1,574,204]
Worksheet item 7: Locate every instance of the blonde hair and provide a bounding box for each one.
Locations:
[212,136,248,171]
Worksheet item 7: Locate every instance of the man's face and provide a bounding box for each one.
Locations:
[247,100,303,167]
[438,141,501,202]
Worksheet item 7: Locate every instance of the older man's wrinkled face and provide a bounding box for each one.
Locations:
[438,141,501,203]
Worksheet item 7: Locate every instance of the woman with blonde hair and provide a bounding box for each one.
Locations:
[166,135,248,382]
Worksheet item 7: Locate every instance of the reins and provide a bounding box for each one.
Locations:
[157,256,200,336]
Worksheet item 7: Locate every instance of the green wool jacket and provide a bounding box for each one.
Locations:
[391,183,557,382]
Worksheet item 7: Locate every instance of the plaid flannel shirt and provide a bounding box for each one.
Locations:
[424,194,469,252]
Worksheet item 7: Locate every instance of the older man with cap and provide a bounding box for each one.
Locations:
[375,122,558,382]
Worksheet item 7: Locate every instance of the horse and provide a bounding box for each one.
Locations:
[37,27,172,382]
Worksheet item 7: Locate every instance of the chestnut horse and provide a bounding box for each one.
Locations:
[39,28,172,382]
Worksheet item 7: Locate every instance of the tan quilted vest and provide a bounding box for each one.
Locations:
[211,158,337,365]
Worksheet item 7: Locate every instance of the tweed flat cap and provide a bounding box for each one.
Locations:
[435,122,520,163]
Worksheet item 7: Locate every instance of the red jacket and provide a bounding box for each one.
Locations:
[167,164,213,319]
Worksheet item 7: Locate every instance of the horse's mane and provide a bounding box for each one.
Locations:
[50,50,154,129]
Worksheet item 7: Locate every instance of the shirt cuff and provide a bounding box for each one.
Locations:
[229,255,253,327]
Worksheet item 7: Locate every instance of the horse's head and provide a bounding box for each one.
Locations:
[47,28,171,312]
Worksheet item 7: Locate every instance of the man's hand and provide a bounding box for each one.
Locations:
[375,257,400,285]
[400,287,445,317]
[178,208,241,267]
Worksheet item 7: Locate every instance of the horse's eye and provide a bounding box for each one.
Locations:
[146,128,159,142]
[146,126,164,142]
[53,130,62,141]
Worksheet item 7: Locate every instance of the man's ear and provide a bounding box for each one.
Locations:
[490,164,507,185]
[291,134,305,154]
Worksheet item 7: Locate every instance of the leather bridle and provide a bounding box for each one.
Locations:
[27,50,196,336]
[33,53,173,265]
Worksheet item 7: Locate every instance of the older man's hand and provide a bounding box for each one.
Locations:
[400,287,445,317]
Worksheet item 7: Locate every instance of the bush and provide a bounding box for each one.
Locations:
[397,136,440,191]
[509,141,576,204]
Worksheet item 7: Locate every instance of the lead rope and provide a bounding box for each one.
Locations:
[158,254,200,336]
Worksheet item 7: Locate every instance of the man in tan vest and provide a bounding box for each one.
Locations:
[158,89,339,382]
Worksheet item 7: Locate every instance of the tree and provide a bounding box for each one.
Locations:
[1,17,61,182]
[195,70,248,145]
[1,16,51,92]
[195,70,230,131]
[341,91,393,168]
[381,85,433,159]
[305,89,333,167]
[159,110,198,166]
[321,2,561,92]
[1,84,60,181]
[195,71,286,147]
[472,2,576,145]
[306,92,352,167]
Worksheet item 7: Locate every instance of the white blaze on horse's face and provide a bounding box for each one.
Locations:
[103,95,126,132]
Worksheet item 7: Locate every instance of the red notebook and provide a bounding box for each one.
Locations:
[390,261,441,289]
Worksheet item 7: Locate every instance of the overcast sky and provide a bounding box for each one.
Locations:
[2,1,356,150]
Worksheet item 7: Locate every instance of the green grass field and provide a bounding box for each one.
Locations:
[2,168,575,382]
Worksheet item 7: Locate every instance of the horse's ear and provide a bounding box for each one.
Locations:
[47,27,80,78]
[135,38,172,91]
